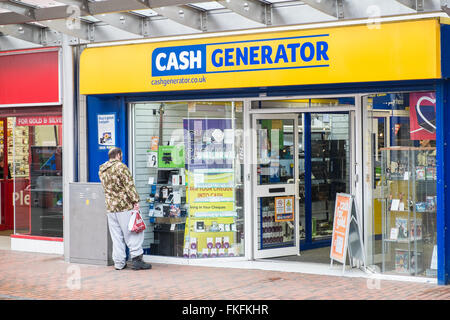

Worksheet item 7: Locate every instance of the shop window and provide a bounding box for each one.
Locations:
[0,116,63,238]
[132,101,244,258]
[365,92,437,278]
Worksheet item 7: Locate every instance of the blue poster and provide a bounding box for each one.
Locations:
[183,118,234,170]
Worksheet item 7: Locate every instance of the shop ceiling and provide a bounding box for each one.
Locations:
[0,0,449,50]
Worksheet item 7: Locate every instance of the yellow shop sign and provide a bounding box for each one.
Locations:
[80,19,441,94]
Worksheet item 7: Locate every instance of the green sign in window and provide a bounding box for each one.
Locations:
[158,145,185,168]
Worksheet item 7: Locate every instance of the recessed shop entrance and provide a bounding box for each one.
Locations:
[250,99,357,263]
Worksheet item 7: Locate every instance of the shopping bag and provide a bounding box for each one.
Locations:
[128,210,146,233]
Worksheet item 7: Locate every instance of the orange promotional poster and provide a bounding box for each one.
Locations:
[330,194,352,263]
[150,136,159,151]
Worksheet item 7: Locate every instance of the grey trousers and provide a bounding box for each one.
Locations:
[107,210,144,269]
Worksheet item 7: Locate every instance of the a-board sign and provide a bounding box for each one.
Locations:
[274,196,294,222]
[330,193,365,271]
[347,202,366,266]
[330,193,352,263]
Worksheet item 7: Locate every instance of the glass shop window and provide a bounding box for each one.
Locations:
[365,92,437,278]
[0,116,63,238]
[132,101,244,258]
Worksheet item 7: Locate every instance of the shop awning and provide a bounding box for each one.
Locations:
[0,0,450,50]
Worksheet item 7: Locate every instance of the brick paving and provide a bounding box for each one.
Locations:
[0,249,449,300]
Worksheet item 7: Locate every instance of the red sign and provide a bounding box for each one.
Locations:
[409,92,436,140]
[0,48,60,106]
[0,179,30,230]
[16,115,62,126]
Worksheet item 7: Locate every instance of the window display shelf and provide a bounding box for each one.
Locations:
[191,231,234,234]
[153,217,186,224]
[151,184,185,188]
[31,188,63,193]
[388,210,436,214]
[383,238,423,243]
[40,214,63,219]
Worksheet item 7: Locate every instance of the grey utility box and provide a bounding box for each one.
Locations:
[69,183,113,266]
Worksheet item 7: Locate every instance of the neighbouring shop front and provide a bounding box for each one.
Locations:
[79,17,450,284]
[0,47,64,253]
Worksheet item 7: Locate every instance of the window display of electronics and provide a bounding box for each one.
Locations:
[185,218,240,258]
[144,110,244,258]
[148,168,243,258]
[147,168,187,219]
[380,147,437,277]
[147,167,187,257]
[146,168,243,258]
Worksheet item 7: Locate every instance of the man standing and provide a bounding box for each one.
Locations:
[99,147,151,271]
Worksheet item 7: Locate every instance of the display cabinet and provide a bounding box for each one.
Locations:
[147,167,187,257]
[380,147,437,276]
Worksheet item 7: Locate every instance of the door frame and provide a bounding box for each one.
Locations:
[248,95,360,260]
[251,113,300,259]
[361,98,394,266]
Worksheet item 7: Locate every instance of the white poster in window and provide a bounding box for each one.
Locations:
[211,129,224,143]
[173,191,181,204]
[270,129,280,159]
[390,199,400,211]
[258,129,269,165]
[172,175,180,186]
[284,197,294,214]
[98,114,116,147]
[224,129,234,144]
[390,227,399,240]
[146,152,158,168]
[275,197,285,214]
[430,245,437,270]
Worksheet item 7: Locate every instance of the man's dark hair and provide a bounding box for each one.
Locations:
[108,147,122,160]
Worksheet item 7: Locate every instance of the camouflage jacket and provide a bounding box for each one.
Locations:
[99,159,140,213]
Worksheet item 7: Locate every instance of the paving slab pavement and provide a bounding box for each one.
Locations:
[0,249,449,301]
